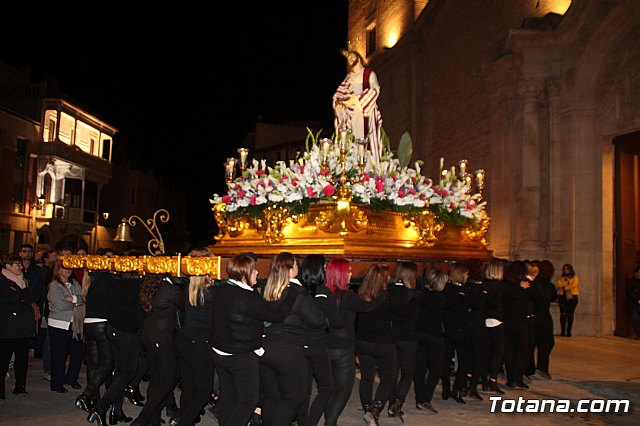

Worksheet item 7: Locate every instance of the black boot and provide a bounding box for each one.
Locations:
[124,386,145,406]
[364,401,382,426]
[468,385,483,400]
[387,398,404,417]
[88,408,108,426]
[109,406,133,424]
[453,390,466,404]
[76,394,94,413]
[488,379,505,395]
[481,376,490,392]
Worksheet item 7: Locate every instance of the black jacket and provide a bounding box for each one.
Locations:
[356,291,394,344]
[264,284,326,346]
[178,279,214,341]
[108,276,143,332]
[415,288,445,337]
[0,274,38,339]
[85,271,115,320]
[210,279,296,354]
[139,277,184,344]
[389,282,420,341]
[484,278,505,322]
[321,290,383,349]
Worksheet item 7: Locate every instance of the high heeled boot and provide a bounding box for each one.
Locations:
[124,385,145,406]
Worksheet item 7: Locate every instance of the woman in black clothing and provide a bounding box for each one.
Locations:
[259,252,326,426]
[210,253,296,426]
[528,260,557,379]
[76,270,115,414]
[355,263,397,426]
[130,274,184,426]
[502,260,534,389]
[87,272,143,425]
[440,262,472,404]
[296,254,333,426]
[413,269,447,414]
[467,267,489,400]
[322,258,382,426]
[0,255,38,399]
[483,260,507,395]
[387,261,420,419]
[176,274,215,426]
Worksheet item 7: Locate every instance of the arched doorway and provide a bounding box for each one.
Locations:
[614,132,640,338]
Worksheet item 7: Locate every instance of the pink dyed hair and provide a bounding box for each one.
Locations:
[326,258,351,295]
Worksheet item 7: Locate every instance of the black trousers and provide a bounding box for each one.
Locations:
[83,321,115,400]
[323,347,356,426]
[296,343,333,426]
[413,333,444,404]
[486,324,505,380]
[95,325,139,415]
[212,351,261,426]
[0,337,29,392]
[528,313,555,374]
[355,340,397,410]
[559,297,579,335]
[504,319,534,384]
[440,327,471,393]
[176,334,214,426]
[135,338,178,425]
[259,337,308,426]
[470,323,489,385]
[389,340,417,405]
[49,326,86,391]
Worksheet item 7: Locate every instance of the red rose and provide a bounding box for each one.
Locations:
[324,184,335,197]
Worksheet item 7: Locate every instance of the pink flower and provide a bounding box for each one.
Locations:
[409,188,416,195]
[465,202,473,210]
[234,184,241,191]
[237,190,246,198]
[291,178,298,187]
[279,176,288,183]
[397,189,406,198]
[250,196,257,205]
[307,187,316,197]
[419,194,426,200]
[450,202,457,210]
[375,179,384,193]
[221,195,231,203]
[324,184,335,197]
[363,172,371,181]
[256,169,265,177]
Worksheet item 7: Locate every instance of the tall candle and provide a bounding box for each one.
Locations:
[459,159,467,177]
[237,148,249,164]
[439,157,444,173]
[476,169,485,188]
[320,138,331,158]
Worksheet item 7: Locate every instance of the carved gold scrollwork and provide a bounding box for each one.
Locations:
[213,203,247,240]
[59,255,221,279]
[464,210,491,246]
[253,204,296,244]
[403,209,443,247]
[315,200,368,237]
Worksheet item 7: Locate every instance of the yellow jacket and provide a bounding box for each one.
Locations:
[556,275,579,296]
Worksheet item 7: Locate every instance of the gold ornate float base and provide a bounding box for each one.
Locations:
[211,202,493,262]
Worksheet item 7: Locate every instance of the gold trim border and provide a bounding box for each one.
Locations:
[59,255,221,279]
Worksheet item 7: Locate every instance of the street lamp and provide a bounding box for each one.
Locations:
[114,208,170,255]
[93,211,109,254]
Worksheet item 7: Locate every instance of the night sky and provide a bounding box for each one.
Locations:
[0,0,349,246]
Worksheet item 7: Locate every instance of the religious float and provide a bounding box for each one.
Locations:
[209,129,494,264]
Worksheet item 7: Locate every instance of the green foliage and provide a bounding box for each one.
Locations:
[381,128,391,153]
[397,132,413,169]
[305,128,324,152]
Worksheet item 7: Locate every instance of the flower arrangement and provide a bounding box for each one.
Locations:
[209,131,487,228]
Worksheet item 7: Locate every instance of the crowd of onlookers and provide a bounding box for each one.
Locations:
[1,244,596,426]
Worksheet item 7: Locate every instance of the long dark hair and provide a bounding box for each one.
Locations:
[505,261,527,283]
[139,275,164,312]
[299,254,325,296]
[562,264,575,278]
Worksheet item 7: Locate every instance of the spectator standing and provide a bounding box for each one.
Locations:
[0,255,39,398]
[556,264,579,337]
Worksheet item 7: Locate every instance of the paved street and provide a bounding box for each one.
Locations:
[2,336,639,425]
